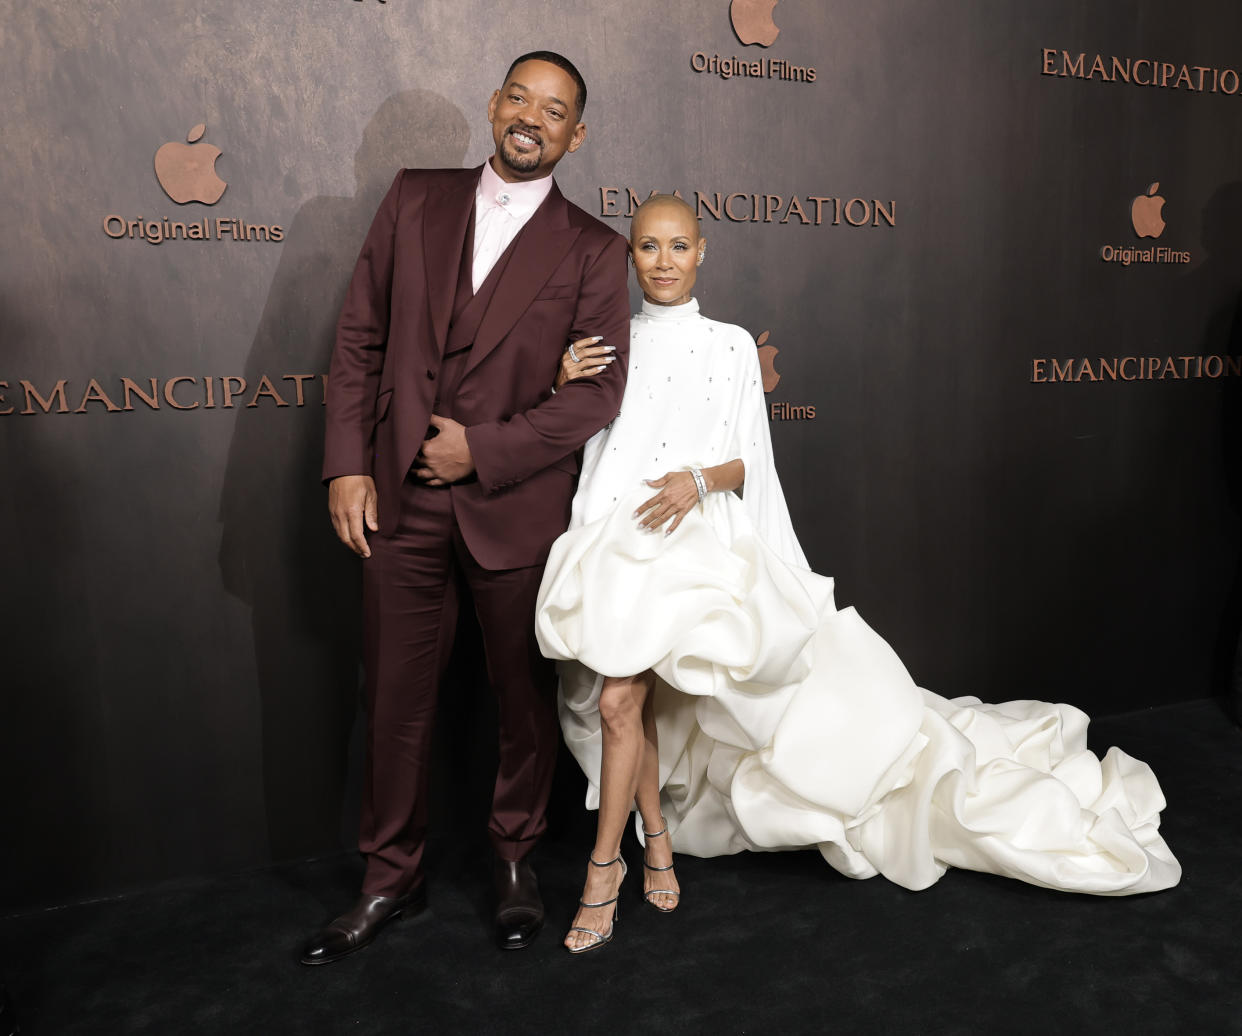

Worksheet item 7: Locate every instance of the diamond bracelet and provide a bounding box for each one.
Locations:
[689,466,708,503]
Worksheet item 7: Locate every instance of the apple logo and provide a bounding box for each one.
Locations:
[154,123,227,205]
[731,0,780,47]
[756,330,781,392]
[1130,182,1166,239]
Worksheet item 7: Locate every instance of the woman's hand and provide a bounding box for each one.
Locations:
[635,471,700,535]
[555,335,615,390]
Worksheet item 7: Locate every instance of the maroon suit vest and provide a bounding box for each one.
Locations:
[433,213,521,420]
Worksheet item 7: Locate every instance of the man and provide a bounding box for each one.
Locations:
[302,51,629,963]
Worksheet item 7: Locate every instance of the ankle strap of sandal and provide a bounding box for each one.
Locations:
[588,853,623,868]
[642,821,669,839]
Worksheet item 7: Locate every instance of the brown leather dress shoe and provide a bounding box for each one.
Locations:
[494,857,544,951]
[299,887,426,966]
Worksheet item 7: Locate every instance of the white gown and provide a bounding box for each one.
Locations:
[535,298,1180,895]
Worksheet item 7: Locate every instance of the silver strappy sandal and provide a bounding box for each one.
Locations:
[642,820,681,913]
[566,854,628,954]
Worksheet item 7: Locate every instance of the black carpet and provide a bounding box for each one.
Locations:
[3,699,1239,1035]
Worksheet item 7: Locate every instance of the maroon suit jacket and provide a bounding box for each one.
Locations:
[323,165,630,569]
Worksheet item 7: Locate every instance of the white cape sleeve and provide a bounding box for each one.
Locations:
[729,329,809,570]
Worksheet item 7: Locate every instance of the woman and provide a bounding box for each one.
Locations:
[537,195,1180,954]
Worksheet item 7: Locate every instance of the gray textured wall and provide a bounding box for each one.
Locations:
[2,0,1240,910]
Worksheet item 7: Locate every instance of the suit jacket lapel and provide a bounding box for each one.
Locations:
[423,166,480,351]
[464,183,581,378]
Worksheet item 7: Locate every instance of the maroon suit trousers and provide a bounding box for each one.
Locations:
[358,477,559,897]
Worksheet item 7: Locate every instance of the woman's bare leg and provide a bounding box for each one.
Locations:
[635,688,679,910]
[565,671,655,950]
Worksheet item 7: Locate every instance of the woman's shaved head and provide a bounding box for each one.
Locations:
[630,194,700,245]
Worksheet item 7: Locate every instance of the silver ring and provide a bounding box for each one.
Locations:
[568,344,580,363]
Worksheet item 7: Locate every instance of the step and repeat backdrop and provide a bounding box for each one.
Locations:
[3,0,1240,909]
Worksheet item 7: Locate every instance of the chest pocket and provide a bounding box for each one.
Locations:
[533,282,577,301]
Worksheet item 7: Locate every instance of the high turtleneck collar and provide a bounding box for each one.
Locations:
[639,297,700,320]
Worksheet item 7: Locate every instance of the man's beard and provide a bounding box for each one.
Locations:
[498,126,543,173]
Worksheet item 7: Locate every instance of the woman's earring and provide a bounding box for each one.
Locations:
[696,249,705,267]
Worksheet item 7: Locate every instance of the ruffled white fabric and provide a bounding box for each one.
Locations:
[536,299,1180,896]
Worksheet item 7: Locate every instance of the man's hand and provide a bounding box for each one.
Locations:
[415,415,475,486]
[328,475,379,558]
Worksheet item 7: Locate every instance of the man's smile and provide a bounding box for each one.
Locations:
[507,127,541,151]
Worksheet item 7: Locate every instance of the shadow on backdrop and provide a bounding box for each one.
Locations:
[217,90,474,864]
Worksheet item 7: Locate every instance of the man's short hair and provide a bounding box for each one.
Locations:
[504,51,587,120]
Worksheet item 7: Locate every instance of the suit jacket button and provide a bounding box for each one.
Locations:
[426,369,436,380]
